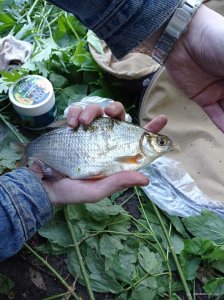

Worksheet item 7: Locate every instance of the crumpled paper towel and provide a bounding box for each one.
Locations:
[0,35,33,71]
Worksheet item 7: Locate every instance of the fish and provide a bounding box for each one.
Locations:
[23,117,179,179]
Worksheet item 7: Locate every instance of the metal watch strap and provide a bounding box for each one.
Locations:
[152,0,203,65]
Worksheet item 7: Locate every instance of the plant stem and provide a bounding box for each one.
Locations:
[150,201,193,300]
[134,187,173,297]
[0,114,25,143]
[89,229,152,238]
[24,243,80,300]
[120,192,135,206]
[125,272,169,292]
[42,292,70,300]
[27,0,39,23]
[64,12,80,40]
[64,207,95,300]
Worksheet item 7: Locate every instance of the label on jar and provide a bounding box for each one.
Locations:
[12,76,51,106]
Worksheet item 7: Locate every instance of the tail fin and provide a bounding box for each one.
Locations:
[10,141,26,154]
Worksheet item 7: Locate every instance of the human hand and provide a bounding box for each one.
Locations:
[166,5,224,131]
[36,102,167,205]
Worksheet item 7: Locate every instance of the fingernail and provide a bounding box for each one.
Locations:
[80,112,90,122]
[67,117,77,127]
[108,104,117,113]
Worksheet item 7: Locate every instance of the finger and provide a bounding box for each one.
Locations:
[89,171,149,202]
[104,101,126,120]
[48,171,149,205]
[79,104,104,125]
[67,106,83,127]
[203,103,224,132]
[143,115,168,133]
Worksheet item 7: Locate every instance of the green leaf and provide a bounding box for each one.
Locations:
[106,246,137,284]
[67,204,105,232]
[181,256,200,281]
[67,250,84,283]
[49,73,69,89]
[53,29,77,48]
[32,38,58,63]
[171,294,182,300]
[204,278,224,297]
[164,213,190,239]
[15,22,34,40]
[131,286,156,300]
[100,234,124,258]
[0,127,23,174]
[89,272,123,294]
[72,41,87,66]
[0,13,15,30]
[0,273,14,295]
[108,214,131,233]
[116,292,128,300]
[85,198,126,221]
[0,79,9,93]
[183,210,224,244]
[0,146,21,173]
[87,30,104,54]
[138,244,163,275]
[36,241,70,255]
[179,238,224,280]
[38,221,73,247]
[0,70,22,83]
[86,247,123,293]
[170,234,184,255]
[139,204,160,225]
[211,260,224,274]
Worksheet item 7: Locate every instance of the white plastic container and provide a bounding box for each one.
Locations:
[9,75,57,129]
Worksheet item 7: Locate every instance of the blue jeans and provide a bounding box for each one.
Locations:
[0,168,52,261]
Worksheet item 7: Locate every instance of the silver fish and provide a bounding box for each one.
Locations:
[24,117,179,179]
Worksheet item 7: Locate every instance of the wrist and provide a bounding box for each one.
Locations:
[152,0,203,65]
[132,25,166,56]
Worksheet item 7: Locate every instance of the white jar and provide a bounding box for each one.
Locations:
[9,75,57,130]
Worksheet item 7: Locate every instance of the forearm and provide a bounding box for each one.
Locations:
[49,0,182,58]
[0,168,53,261]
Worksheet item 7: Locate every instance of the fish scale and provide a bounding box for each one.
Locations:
[25,118,177,179]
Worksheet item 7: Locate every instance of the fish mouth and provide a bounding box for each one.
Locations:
[171,143,181,152]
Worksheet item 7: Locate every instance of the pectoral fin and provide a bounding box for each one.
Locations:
[115,153,143,164]
[29,157,64,180]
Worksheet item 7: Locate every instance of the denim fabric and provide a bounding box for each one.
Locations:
[0,168,52,261]
[49,0,182,58]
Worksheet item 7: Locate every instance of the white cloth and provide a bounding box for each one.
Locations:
[63,96,132,123]
[0,35,32,71]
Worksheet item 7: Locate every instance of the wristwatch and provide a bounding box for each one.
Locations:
[152,0,203,65]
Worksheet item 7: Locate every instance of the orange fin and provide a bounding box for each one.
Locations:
[115,154,143,164]
[87,174,106,180]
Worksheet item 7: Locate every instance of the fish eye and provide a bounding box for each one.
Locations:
[157,136,167,147]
